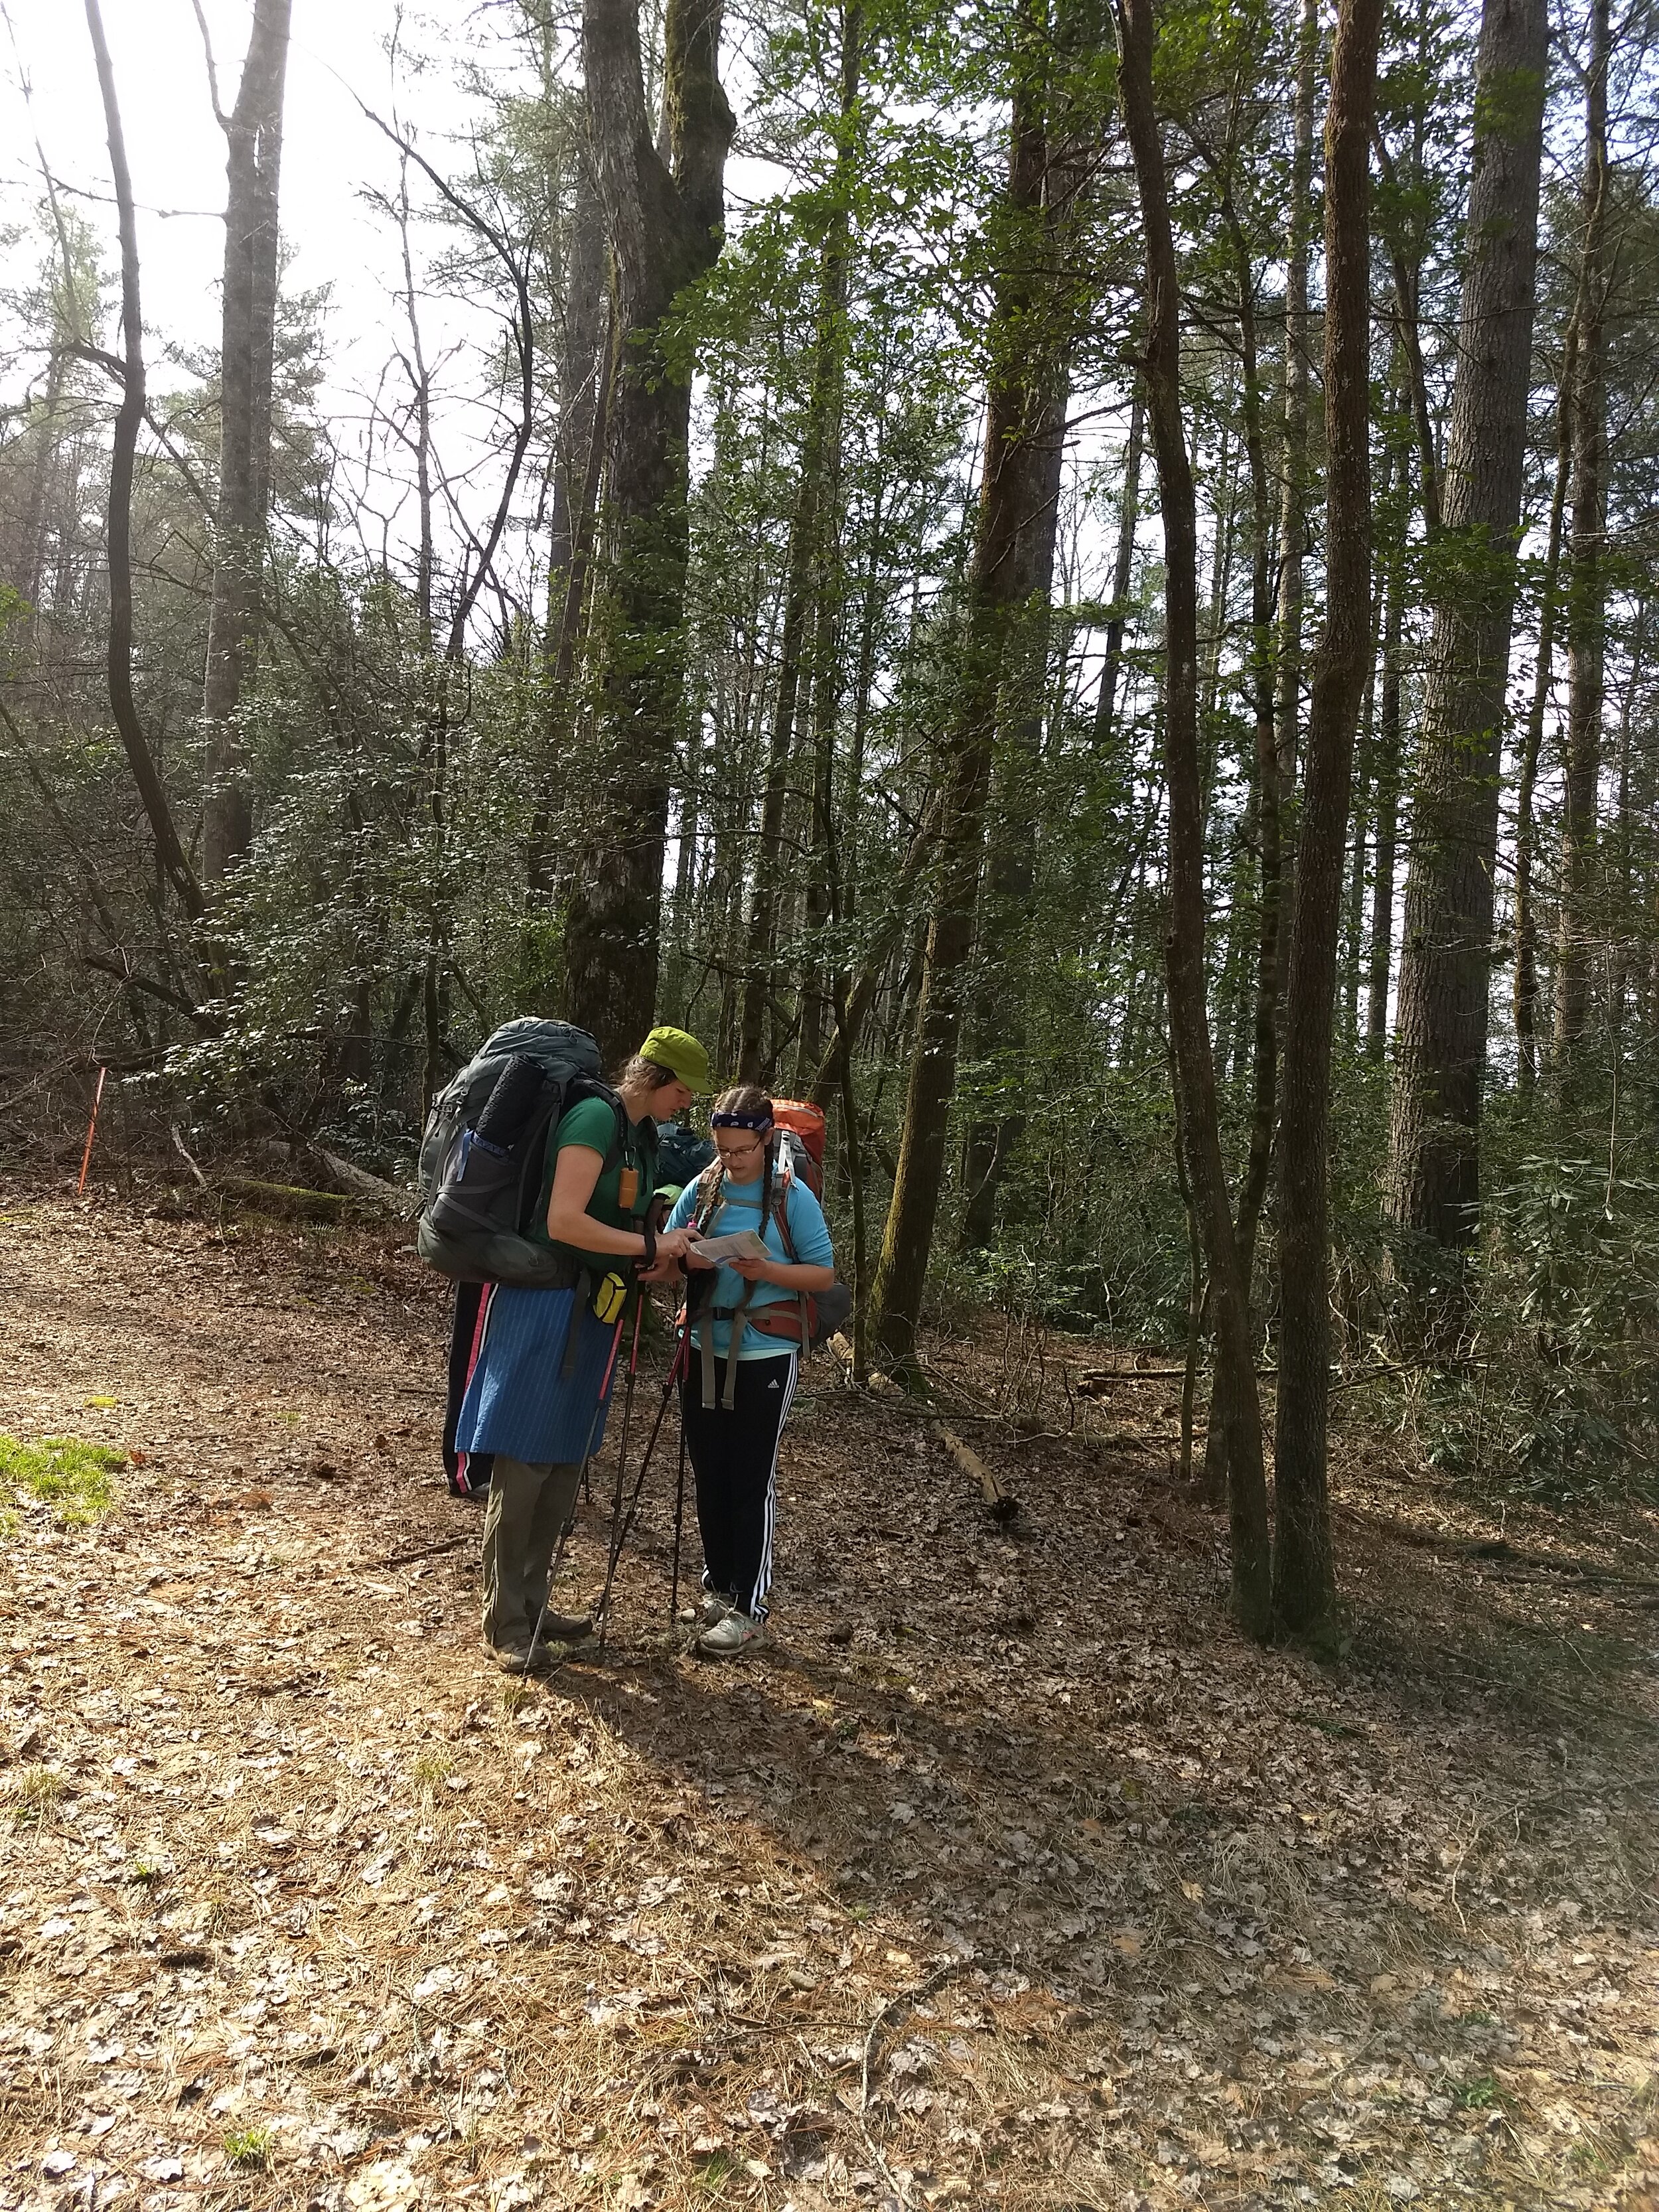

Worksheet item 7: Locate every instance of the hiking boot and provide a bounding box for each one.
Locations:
[487,1635,562,1676]
[528,1607,594,1643]
[697,1609,762,1659]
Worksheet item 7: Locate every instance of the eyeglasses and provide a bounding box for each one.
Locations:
[716,1135,766,1161]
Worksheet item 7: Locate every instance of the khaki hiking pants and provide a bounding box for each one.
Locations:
[480,1455,583,1647]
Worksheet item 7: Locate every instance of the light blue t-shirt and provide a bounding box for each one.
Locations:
[667,1169,834,1360]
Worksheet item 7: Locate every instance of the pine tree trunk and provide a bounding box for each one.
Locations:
[1191,169,1283,1505]
[1342,617,1378,1037]
[1275,0,1319,807]
[1385,0,1548,1286]
[1093,385,1143,753]
[1113,0,1271,1639]
[746,0,861,1087]
[958,359,1067,1254]
[870,33,1056,1368]
[1514,317,1576,1094]
[738,473,814,1080]
[1222,194,1283,1301]
[547,147,608,620]
[1271,0,1381,1635]
[569,0,734,1060]
[1366,466,1405,1061]
[798,2,862,1086]
[1553,0,1609,1063]
[201,0,292,889]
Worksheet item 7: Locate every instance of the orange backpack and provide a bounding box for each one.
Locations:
[769,1099,826,1199]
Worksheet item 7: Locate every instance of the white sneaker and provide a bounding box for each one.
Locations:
[699,1590,736,1629]
[697,1609,762,1658]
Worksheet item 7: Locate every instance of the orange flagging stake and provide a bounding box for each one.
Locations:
[77,1066,108,1194]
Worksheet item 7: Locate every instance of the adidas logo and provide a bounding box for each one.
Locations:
[767,1378,780,1390]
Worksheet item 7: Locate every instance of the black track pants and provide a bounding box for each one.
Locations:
[680,1349,797,1621]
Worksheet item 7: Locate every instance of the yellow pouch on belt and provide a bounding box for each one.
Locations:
[591,1271,628,1325]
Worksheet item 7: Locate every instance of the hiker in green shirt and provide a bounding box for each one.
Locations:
[453,1027,711,1670]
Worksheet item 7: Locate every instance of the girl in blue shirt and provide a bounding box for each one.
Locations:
[664,1085,835,1655]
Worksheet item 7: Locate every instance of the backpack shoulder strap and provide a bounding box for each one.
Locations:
[563,1076,628,1171]
[770,1156,798,1261]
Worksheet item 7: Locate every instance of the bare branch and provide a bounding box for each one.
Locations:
[190,0,231,130]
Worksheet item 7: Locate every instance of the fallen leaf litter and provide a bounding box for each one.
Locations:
[1,1189,1656,2210]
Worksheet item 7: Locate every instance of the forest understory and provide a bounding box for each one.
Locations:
[1,1187,1656,2212]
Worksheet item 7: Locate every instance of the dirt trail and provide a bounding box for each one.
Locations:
[1,1189,1656,2212]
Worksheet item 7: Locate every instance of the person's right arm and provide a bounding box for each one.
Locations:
[545,1143,694,1262]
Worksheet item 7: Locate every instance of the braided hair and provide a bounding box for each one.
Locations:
[710,1083,776,1233]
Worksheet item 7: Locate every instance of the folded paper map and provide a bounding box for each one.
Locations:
[688,1228,770,1262]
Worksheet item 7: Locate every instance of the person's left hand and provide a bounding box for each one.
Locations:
[729,1255,772,1282]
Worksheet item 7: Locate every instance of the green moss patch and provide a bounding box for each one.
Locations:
[0,1434,125,1528]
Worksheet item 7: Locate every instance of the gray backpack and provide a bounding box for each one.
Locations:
[416,1019,621,1288]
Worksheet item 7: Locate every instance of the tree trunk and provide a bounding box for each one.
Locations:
[547,145,609,619]
[84,0,204,928]
[1275,0,1319,805]
[737,471,814,1080]
[1366,445,1406,1060]
[200,0,292,888]
[1198,177,1282,1509]
[1514,314,1576,1094]
[1271,0,1381,1635]
[1220,190,1282,1305]
[798,1,862,1086]
[1609,604,1646,1051]
[870,28,1056,1368]
[958,90,1092,1254]
[1342,613,1378,1038]
[569,0,734,1060]
[957,367,1065,1254]
[1113,0,1271,1639]
[1093,384,1144,754]
[1385,0,1548,1284]
[810,789,942,1109]
[1553,0,1609,1063]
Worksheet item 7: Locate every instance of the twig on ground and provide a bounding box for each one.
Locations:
[169,1123,209,1190]
[372,1534,471,1572]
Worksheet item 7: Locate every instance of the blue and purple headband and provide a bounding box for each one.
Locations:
[712,1110,773,1134]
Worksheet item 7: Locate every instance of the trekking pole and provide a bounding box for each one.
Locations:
[670,1394,689,1623]
[524,1301,627,1678]
[598,1291,646,1611]
[597,1322,690,1641]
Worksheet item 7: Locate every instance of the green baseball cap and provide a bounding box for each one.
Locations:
[639,1025,711,1092]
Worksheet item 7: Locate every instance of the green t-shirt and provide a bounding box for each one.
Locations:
[532,1092,658,1260]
